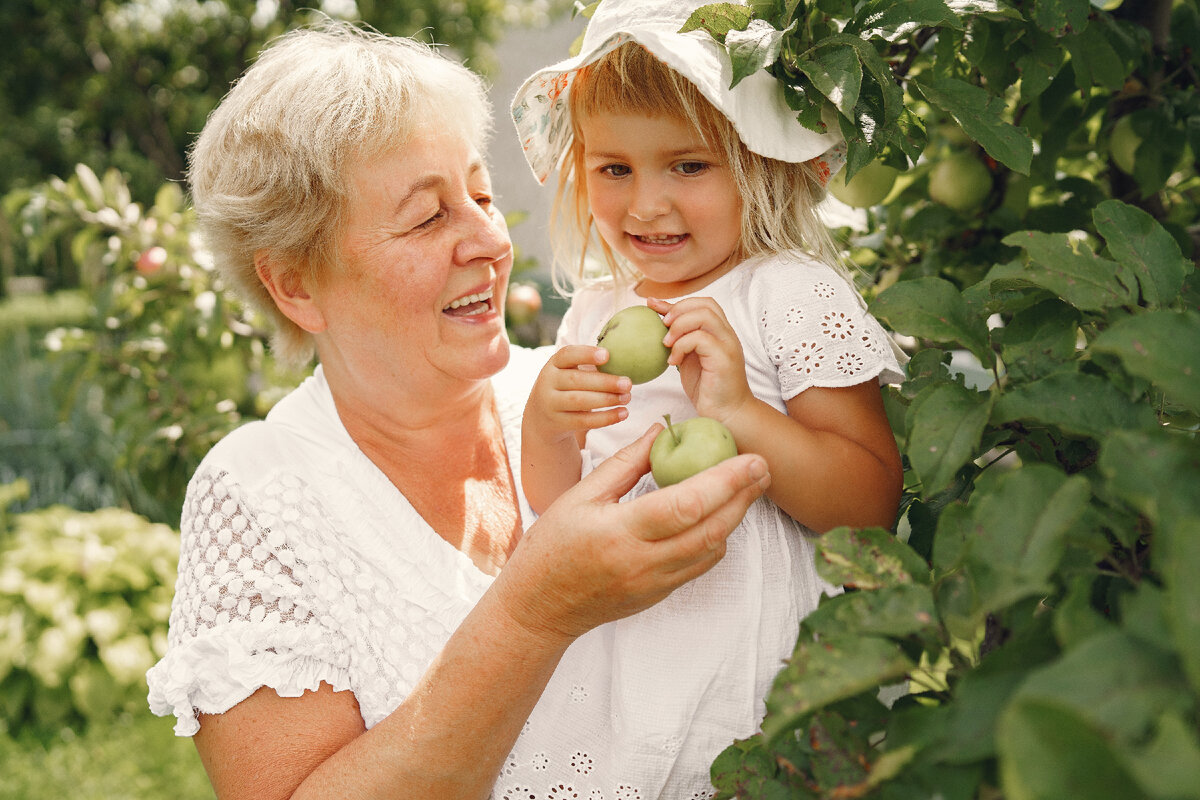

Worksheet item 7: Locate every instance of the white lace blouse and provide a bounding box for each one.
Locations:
[145,345,547,737]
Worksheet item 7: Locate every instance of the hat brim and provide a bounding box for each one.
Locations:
[511,18,844,185]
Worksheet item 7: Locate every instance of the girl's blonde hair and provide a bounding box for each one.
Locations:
[551,42,846,296]
[188,20,493,366]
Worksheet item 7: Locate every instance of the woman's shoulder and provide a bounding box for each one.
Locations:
[195,368,350,484]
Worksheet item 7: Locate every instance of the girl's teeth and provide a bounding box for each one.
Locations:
[637,234,684,245]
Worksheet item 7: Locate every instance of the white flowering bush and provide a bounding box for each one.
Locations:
[0,480,178,731]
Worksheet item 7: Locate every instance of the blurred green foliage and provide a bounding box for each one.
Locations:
[0,481,177,733]
[1,165,307,525]
[0,709,213,800]
[0,0,567,290]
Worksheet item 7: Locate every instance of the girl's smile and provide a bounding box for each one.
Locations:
[579,112,743,298]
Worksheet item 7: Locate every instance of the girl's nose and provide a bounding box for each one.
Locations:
[628,178,670,222]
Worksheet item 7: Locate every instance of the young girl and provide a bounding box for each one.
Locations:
[502,1,906,797]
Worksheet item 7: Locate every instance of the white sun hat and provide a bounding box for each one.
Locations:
[511,0,846,186]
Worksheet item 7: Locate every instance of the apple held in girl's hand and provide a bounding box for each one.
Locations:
[596,305,671,384]
[650,414,739,487]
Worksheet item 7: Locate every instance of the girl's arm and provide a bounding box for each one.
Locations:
[653,296,902,532]
[522,345,632,514]
[723,383,902,531]
[191,429,771,800]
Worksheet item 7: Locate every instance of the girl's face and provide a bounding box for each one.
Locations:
[579,112,743,298]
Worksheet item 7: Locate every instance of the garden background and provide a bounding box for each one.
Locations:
[1,1,1198,799]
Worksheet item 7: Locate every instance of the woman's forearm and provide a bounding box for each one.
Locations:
[295,586,574,800]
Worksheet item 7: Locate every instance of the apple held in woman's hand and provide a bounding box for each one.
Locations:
[596,305,671,384]
[650,414,739,487]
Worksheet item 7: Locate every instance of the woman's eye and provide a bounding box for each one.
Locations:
[474,194,493,208]
[600,164,631,178]
[414,210,445,230]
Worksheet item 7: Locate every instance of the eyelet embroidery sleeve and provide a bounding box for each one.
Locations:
[146,466,354,735]
[754,258,904,399]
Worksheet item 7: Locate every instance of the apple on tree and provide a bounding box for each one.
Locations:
[136,246,167,275]
[595,304,671,384]
[827,161,899,208]
[506,282,543,327]
[928,152,993,213]
[649,414,739,487]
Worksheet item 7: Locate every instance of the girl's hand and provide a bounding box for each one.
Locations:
[647,296,753,425]
[524,344,633,445]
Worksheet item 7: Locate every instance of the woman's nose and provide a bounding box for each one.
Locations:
[455,201,512,265]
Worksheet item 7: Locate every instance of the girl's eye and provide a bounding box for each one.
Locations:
[600,164,631,178]
[676,161,708,175]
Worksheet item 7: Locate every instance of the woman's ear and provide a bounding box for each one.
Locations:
[255,251,327,334]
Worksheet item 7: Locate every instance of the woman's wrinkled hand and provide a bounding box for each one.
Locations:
[495,424,770,642]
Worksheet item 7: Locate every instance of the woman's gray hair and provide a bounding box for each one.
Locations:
[188,20,494,366]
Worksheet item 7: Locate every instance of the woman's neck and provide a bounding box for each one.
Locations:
[328,373,522,575]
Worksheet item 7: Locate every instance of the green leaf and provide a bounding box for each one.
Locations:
[1124,711,1200,799]
[804,583,938,639]
[947,465,1091,615]
[992,371,1158,439]
[679,2,753,38]
[1000,230,1137,310]
[906,382,994,497]
[1062,24,1128,92]
[945,0,1023,20]
[815,527,931,589]
[1093,199,1192,309]
[798,43,862,120]
[915,76,1034,173]
[1158,517,1200,696]
[1091,311,1200,413]
[870,277,993,367]
[1031,0,1091,36]
[727,19,795,87]
[1011,630,1192,741]
[763,633,913,740]
[997,699,1145,800]
[850,0,963,36]
[998,300,1081,382]
[1099,430,1200,528]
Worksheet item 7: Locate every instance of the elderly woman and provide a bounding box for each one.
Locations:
[145,21,770,800]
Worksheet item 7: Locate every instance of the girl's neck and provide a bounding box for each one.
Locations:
[633,251,744,299]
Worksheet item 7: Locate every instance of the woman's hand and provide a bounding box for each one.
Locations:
[647,296,753,426]
[499,424,770,642]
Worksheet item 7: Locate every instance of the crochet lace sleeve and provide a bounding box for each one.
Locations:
[755,263,905,400]
[146,466,354,736]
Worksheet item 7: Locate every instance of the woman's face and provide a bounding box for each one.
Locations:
[314,123,514,391]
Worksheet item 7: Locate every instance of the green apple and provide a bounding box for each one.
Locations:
[1109,115,1141,174]
[928,153,992,213]
[649,414,739,487]
[596,304,671,384]
[827,161,900,208]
